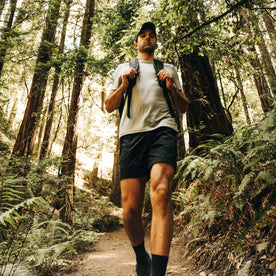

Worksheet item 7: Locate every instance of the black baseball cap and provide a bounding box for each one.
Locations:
[136,22,156,41]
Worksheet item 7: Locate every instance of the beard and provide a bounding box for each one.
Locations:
[139,43,156,54]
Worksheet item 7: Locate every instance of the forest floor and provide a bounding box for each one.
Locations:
[57,227,215,276]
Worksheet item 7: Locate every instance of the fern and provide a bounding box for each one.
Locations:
[255,170,274,185]
[0,263,32,276]
[24,219,99,272]
[34,242,77,267]
[0,176,25,212]
[235,171,255,195]
[173,108,276,275]
[0,197,46,226]
[256,242,269,253]
[238,261,251,276]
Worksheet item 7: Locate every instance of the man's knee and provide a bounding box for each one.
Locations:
[123,205,142,223]
[151,182,169,200]
[150,183,171,216]
[121,194,142,221]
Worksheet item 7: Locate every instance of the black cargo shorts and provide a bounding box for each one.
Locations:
[119,127,177,180]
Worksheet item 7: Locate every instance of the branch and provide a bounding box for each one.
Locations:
[228,87,240,111]
[178,0,251,40]
[264,8,276,22]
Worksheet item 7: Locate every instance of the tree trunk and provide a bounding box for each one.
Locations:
[175,112,185,159]
[8,95,18,129]
[110,113,121,206]
[179,51,233,150]
[0,0,5,19]
[58,0,95,224]
[13,0,29,25]
[49,105,63,156]
[249,9,276,96]
[235,67,251,124]
[240,8,274,113]
[12,0,61,163]
[0,0,17,76]
[250,58,273,113]
[35,109,47,159]
[261,3,276,44]
[217,69,227,108]
[39,0,71,161]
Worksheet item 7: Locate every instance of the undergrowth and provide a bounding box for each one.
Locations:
[174,108,276,275]
[0,149,119,276]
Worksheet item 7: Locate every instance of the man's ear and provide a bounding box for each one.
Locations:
[134,42,138,49]
[155,43,158,50]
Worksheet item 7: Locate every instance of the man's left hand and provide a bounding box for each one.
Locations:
[157,70,175,92]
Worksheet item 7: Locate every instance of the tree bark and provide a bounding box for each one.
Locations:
[240,8,274,113]
[12,0,61,163]
[110,113,121,206]
[175,112,185,159]
[13,0,29,25]
[249,9,276,96]
[58,0,95,224]
[0,0,17,76]
[179,51,233,150]
[250,58,273,113]
[261,3,276,44]
[235,67,251,124]
[39,0,71,161]
[0,0,6,18]
[0,0,5,20]
[35,109,46,159]
[8,95,18,129]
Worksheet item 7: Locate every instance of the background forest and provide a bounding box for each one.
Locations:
[0,0,275,275]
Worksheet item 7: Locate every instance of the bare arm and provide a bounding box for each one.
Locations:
[104,86,126,113]
[104,67,138,113]
[158,69,189,113]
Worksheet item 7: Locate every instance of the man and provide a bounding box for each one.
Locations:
[105,22,188,276]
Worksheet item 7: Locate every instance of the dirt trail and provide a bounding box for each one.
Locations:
[60,227,204,276]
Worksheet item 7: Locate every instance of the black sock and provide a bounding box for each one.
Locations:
[151,254,168,276]
[132,241,150,264]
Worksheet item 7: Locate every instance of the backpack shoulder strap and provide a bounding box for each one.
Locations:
[129,58,139,72]
[126,59,139,118]
[153,59,164,73]
[154,59,175,118]
[119,59,139,118]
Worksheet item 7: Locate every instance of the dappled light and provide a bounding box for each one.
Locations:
[0,0,275,275]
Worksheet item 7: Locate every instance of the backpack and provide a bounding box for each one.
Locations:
[119,58,175,119]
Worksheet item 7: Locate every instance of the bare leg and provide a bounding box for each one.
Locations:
[150,162,174,256]
[120,177,147,246]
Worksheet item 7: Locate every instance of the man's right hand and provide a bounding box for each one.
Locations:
[121,68,139,90]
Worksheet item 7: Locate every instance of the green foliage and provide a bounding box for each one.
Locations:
[0,197,46,227]
[73,189,121,232]
[97,0,143,63]
[238,261,251,276]
[24,219,99,275]
[0,155,103,275]
[0,263,32,276]
[174,107,276,274]
[0,214,99,275]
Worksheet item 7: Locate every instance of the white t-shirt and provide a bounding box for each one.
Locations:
[110,60,182,138]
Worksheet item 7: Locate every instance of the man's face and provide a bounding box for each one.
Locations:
[135,29,157,54]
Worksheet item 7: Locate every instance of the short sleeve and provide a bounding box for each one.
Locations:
[164,63,182,91]
[109,64,126,91]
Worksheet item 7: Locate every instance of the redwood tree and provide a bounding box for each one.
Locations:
[0,0,17,76]
[39,0,72,161]
[179,51,233,149]
[12,0,61,162]
[240,8,274,113]
[58,0,95,224]
[249,8,276,96]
